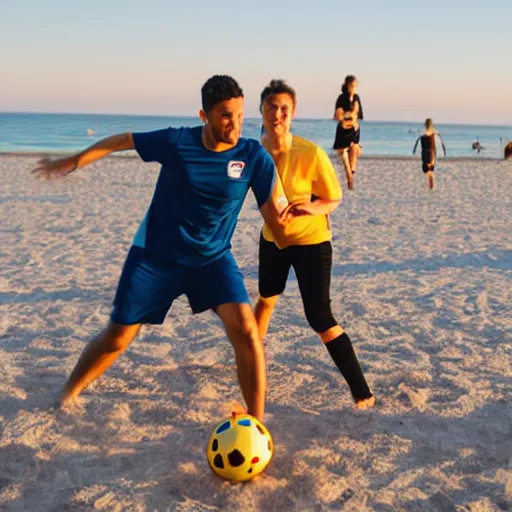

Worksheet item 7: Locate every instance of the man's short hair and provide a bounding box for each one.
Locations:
[201,75,244,113]
[260,79,297,111]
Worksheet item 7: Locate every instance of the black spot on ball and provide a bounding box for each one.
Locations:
[268,440,272,451]
[256,424,264,435]
[227,449,245,467]
[213,454,224,469]
[248,468,253,473]
[212,439,218,452]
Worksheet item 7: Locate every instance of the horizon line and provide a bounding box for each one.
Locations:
[1,110,511,129]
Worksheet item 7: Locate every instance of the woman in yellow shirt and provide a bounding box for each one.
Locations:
[255,79,375,409]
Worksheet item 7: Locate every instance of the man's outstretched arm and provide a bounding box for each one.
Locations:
[32,132,134,178]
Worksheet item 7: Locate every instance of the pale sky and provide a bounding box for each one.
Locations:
[1,0,511,124]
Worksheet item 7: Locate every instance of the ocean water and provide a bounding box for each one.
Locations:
[0,112,510,158]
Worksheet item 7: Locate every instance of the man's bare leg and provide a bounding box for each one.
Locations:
[60,322,141,407]
[216,303,266,421]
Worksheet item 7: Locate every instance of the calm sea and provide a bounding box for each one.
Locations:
[0,112,510,158]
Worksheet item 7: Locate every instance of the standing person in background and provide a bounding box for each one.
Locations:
[333,75,364,190]
[413,118,447,190]
[472,138,484,155]
[256,79,375,409]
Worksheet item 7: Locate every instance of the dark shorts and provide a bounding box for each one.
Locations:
[333,126,360,150]
[111,246,250,325]
[258,236,337,333]
[421,150,435,172]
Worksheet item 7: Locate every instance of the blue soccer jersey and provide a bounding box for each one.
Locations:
[132,126,275,267]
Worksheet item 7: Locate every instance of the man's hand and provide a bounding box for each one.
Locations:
[32,156,78,179]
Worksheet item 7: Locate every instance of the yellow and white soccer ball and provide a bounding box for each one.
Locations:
[206,414,273,482]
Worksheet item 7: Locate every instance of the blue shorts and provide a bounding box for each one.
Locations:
[111,246,250,325]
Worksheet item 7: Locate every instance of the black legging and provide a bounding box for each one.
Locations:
[258,236,337,333]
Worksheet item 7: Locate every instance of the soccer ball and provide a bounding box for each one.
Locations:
[206,414,273,482]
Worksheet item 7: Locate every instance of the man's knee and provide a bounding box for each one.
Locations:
[234,315,260,343]
[102,322,140,352]
[218,304,260,342]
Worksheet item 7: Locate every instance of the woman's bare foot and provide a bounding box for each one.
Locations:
[346,169,354,190]
[355,395,375,409]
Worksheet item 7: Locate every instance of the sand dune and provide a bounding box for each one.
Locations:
[1,154,511,511]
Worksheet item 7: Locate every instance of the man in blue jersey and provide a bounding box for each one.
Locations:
[32,75,289,421]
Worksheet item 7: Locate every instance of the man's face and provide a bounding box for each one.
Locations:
[261,93,295,137]
[202,97,244,146]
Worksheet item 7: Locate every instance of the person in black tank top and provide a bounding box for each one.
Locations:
[333,75,363,190]
[413,118,447,189]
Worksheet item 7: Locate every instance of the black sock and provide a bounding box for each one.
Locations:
[325,333,372,401]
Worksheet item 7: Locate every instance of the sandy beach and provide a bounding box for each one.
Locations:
[1,153,511,511]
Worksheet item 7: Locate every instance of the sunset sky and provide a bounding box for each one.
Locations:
[1,0,511,124]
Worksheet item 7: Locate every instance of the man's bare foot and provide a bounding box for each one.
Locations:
[58,392,83,411]
[355,396,375,410]
[220,400,247,418]
[231,400,247,417]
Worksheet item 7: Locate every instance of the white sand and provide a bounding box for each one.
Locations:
[1,153,511,511]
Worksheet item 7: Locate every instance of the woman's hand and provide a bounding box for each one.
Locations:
[288,199,317,216]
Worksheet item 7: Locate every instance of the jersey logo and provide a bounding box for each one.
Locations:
[227,161,245,179]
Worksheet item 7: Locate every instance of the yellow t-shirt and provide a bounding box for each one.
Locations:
[262,135,342,247]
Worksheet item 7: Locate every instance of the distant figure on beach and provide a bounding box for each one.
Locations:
[86,128,94,136]
[256,79,375,409]
[472,138,484,154]
[505,141,512,160]
[333,75,363,190]
[412,118,447,190]
[31,75,293,421]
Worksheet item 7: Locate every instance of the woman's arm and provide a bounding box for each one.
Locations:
[289,198,341,216]
[357,95,364,120]
[334,107,345,122]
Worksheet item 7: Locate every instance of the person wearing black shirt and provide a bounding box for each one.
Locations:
[412,118,447,189]
[333,75,363,190]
